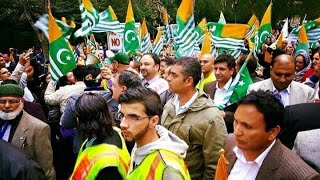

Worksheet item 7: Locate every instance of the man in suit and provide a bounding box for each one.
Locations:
[225,90,319,179]
[293,128,320,173]
[279,103,320,149]
[0,84,55,180]
[203,54,236,132]
[248,54,315,106]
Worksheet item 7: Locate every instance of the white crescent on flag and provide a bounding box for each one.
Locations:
[56,48,69,65]
[125,30,136,43]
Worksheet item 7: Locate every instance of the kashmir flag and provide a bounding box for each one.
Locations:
[86,35,99,59]
[194,18,207,44]
[74,0,99,37]
[152,28,163,55]
[48,6,76,82]
[294,25,309,57]
[174,0,196,57]
[140,18,152,53]
[207,22,249,58]
[288,17,320,47]
[34,14,75,40]
[122,0,140,55]
[214,149,229,180]
[200,30,212,55]
[245,14,259,39]
[92,6,122,34]
[276,31,284,49]
[218,11,226,24]
[253,3,272,55]
[163,9,172,42]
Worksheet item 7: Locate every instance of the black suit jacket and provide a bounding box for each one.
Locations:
[279,103,320,149]
[203,81,235,133]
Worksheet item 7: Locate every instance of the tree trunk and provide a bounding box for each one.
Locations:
[20,0,49,60]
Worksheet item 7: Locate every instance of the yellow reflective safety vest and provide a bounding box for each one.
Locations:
[70,127,130,180]
[127,149,191,180]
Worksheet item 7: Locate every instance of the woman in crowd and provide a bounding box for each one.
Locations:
[294,53,310,82]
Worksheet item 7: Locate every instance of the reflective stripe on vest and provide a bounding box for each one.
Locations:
[127,149,190,180]
[70,128,130,180]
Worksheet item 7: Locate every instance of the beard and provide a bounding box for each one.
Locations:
[0,103,23,120]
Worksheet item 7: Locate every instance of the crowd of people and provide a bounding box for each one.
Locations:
[0,32,320,180]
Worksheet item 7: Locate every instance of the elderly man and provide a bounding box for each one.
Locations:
[225,90,319,179]
[248,54,314,106]
[0,84,55,179]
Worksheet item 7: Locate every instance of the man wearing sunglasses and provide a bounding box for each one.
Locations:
[118,86,190,179]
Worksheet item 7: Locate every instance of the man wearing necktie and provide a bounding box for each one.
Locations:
[248,54,315,106]
[0,83,55,180]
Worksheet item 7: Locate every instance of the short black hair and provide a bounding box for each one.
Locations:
[160,57,175,66]
[75,93,114,139]
[119,86,162,117]
[214,54,236,69]
[237,90,284,131]
[174,57,201,87]
[143,53,161,65]
[72,65,85,81]
[117,70,142,88]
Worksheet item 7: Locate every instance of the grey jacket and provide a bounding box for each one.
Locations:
[161,90,227,180]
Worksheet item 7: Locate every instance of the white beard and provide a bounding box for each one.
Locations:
[0,103,24,120]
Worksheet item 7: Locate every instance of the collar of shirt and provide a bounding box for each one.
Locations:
[272,83,291,95]
[233,139,276,167]
[216,78,233,91]
[143,75,160,85]
[173,91,199,115]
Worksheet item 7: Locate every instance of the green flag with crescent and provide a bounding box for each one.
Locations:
[122,0,140,55]
[48,7,76,82]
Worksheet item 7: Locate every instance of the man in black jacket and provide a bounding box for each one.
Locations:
[0,139,45,180]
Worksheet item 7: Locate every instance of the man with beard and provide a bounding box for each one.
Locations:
[0,84,55,180]
[140,53,172,107]
[119,86,190,179]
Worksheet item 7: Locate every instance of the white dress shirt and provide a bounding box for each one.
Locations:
[228,140,276,180]
[214,78,232,106]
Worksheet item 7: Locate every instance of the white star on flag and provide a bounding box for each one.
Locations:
[238,80,245,86]
[66,55,71,61]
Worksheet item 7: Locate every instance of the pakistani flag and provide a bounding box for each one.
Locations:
[288,17,320,48]
[152,29,163,55]
[208,22,249,58]
[253,3,272,55]
[140,18,152,53]
[34,14,75,40]
[294,25,309,57]
[217,52,253,109]
[218,11,226,24]
[122,0,140,55]
[74,0,99,37]
[92,6,123,34]
[48,7,76,82]
[174,0,196,57]
[229,58,253,103]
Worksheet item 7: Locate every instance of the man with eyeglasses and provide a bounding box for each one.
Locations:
[118,86,190,179]
[0,84,55,180]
